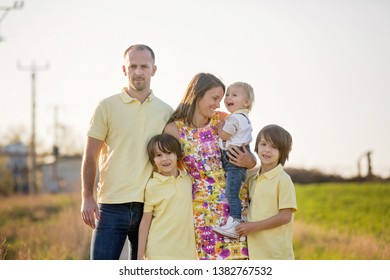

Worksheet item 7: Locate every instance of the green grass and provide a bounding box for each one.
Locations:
[295,182,390,241]
[1,183,389,259]
[294,182,390,259]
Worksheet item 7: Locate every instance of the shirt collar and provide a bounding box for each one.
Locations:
[254,164,283,180]
[231,109,250,115]
[120,88,154,104]
[152,169,187,183]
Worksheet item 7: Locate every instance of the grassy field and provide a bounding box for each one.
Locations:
[0,182,389,259]
[0,193,91,260]
[294,182,390,259]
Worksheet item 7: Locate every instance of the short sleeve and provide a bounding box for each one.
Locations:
[223,115,239,135]
[278,174,297,212]
[87,101,108,141]
[143,183,155,213]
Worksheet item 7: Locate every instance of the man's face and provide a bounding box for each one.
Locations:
[123,49,156,92]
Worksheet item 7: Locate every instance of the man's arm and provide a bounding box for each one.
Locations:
[80,136,103,229]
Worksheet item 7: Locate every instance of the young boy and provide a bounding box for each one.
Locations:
[236,124,297,259]
[213,82,255,239]
[137,134,197,260]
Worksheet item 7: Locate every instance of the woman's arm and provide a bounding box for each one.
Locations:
[163,122,180,140]
[137,212,153,260]
[235,208,293,236]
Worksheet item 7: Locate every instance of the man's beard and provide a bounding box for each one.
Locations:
[132,79,146,91]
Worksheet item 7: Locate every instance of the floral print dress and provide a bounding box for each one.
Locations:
[176,112,249,260]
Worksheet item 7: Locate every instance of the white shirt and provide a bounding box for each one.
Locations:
[219,109,253,150]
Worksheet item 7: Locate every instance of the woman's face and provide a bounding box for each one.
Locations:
[195,86,224,119]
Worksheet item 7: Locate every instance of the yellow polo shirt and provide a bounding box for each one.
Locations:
[87,89,173,203]
[144,170,197,260]
[247,164,297,260]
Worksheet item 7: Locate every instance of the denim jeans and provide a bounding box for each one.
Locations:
[90,202,144,260]
[221,145,249,220]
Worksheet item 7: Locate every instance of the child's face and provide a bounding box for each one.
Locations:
[224,86,250,113]
[153,146,178,177]
[256,136,280,170]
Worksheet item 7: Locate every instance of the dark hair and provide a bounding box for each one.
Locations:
[167,73,225,125]
[124,44,155,64]
[147,134,182,166]
[254,124,292,166]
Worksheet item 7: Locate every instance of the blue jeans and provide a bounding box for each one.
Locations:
[90,202,144,260]
[222,145,249,220]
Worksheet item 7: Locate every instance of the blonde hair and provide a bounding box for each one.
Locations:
[227,82,255,111]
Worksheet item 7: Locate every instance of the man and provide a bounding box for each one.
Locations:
[81,44,173,260]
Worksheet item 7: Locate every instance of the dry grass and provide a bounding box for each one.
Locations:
[293,220,390,260]
[0,193,91,260]
[1,187,389,260]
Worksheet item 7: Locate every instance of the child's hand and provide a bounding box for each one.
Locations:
[236,222,255,237]
[216,120,225,134]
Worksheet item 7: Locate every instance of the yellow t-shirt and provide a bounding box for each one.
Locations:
[87,89,173,203]
[247,164,297,260]
[144,170,197,260]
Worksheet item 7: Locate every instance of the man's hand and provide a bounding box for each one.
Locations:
[81,196,100,229]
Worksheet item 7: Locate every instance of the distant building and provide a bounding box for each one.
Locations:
[40,155,82,193]
[2,141,29,193]
[2,141,83,194]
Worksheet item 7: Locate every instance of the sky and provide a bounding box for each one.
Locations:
[0,0,389,178]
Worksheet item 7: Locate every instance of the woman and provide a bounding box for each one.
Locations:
[164,73,256,260]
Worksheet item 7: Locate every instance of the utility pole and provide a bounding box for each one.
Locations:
[357,150,373,179]
[0,1,24,42]
[366,151,373,178]
[51,105,60,192]
[18,61,49,194]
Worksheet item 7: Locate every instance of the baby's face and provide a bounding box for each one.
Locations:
[224,86,250,113]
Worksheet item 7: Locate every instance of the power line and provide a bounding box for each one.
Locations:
[0,1,24,42]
